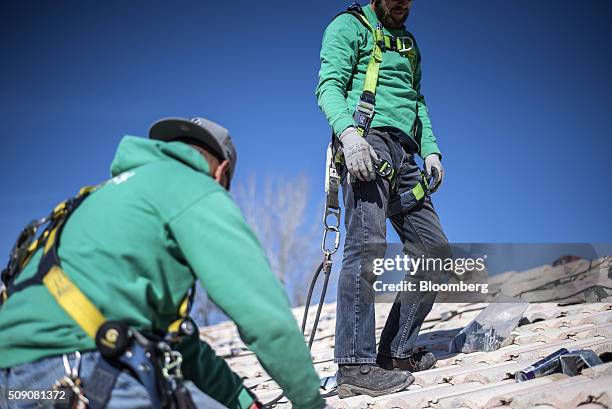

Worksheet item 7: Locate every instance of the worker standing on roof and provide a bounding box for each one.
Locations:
[316,0,449,398]
[0,117,326,409]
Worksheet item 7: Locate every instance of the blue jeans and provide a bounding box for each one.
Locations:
[0,351,227,409]
[334,128,449,364]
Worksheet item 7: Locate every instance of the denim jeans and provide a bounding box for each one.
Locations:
[334,128,449,364]
[0,351,227,409]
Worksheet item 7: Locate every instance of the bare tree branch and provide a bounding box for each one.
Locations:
[235,174,321,304]
[192,173,323,325]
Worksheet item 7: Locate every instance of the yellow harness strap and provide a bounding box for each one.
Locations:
[351,12,383,96]
[351,11,416,98]
[40,186,108,339]
[43,266,106,339]
[167,295,191,334]
[3,184,196,342]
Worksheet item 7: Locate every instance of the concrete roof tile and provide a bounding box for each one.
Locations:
[199,261,612,409]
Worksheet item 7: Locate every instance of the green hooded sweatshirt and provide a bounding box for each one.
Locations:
[0,136,324,409]
[315,4,441,159]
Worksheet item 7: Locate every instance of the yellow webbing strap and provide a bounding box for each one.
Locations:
[38,182,192,341]
[364,29,383,95]
[167,295,190,334]
[352,11,416,97]
[167,319,181,334]
[19,230,48,270]
[411,173,430,201]
[43,265,106,339]
[412,182,425,201]
[52,201,67,219]
[78,185,97,197]
[41,185,107,339]
[43,225,59,254]
[352,12,384,96]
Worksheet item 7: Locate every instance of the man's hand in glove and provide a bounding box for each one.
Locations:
[340,126,378,181]
[424,153,444,193]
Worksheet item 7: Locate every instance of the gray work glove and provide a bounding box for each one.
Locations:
[340,126,378,181]
[424,153,444,193]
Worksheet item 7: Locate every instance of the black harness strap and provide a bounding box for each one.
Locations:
[84,358,122,409]
[2,191,94,300]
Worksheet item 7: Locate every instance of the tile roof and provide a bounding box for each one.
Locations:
[200,257,612,408]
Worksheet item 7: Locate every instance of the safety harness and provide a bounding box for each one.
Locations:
[0,185,199,409]
[332,2,429,200]
[346,3,418,139]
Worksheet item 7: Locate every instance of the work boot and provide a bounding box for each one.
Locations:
[336,364,414,398]
[376,351,437,372]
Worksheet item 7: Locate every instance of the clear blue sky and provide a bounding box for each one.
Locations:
[1,0,611,265]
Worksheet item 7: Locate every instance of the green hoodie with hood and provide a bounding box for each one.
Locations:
[0,136,324,409]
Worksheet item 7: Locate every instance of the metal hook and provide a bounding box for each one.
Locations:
[73,351,82,379]
[62,354,71,376]
[62,351,82,380]
[322,225,341,256]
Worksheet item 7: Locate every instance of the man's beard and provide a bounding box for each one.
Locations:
[373,0,409,29]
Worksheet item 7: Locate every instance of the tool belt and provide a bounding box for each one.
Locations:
[0,184,197,409]
[84,321,196,409]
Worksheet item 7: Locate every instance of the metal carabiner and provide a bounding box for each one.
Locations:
[162,350,184,380]
[62,351,82,380]
[322,201,341,256]
[322,224,341,256]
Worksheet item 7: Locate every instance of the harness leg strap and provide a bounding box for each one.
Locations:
[84,358,121,409]
[387,176,430,218]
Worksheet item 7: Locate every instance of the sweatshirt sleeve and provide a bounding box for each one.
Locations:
[173,324,253,409]
[412,38,442,159]
[168,191,324,409]
[315,14,362,137]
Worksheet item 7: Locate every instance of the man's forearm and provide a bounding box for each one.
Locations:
[170,193,324,409]
[176,331,247,408]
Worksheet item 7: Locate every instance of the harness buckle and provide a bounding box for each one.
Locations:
[373,158,394,179]
[353,91,376,136]
[372,157,398,193]
[396,36,414,54]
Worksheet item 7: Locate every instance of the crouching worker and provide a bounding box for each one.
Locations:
[0,117,325,409]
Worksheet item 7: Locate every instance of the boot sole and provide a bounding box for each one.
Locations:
[337,373,415,399]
